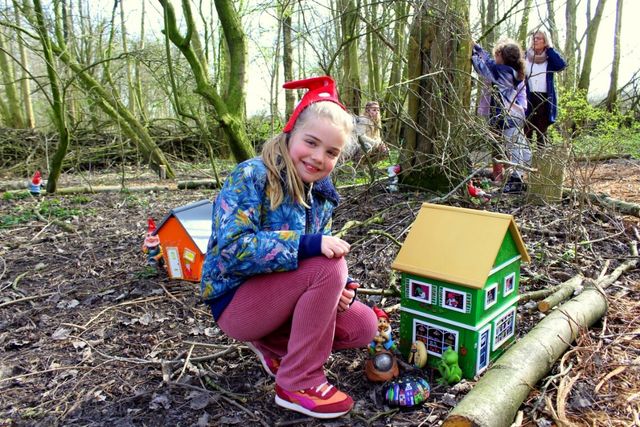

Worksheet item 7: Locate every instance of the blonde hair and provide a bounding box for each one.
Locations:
[262,102,354,210]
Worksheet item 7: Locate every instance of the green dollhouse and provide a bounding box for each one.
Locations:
[391,203,530,379]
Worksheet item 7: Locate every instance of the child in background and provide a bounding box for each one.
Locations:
[472,39,530,193]
[200,76,378,419]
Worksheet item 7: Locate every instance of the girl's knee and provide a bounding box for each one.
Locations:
[305,256,348,291]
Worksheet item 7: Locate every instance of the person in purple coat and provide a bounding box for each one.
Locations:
[524,30,567,146]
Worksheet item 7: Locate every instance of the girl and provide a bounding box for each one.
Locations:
[472,39,530,192]
[200,76,378,419]
[524,30,567,146]
[354,101,389,166]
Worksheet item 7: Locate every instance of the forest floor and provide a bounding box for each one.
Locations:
[0,158,638,427]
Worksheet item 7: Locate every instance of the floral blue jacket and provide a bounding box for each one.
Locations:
[200,157,339,313]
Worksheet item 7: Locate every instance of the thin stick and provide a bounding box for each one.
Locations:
[0,292,55,309]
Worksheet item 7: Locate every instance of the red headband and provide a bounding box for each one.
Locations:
[282,76,346,133]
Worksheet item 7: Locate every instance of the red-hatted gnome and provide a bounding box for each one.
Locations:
[29,171,43,196]
[467,179,491,203]
[365,306,399,382]
[369,306,397,354]
[142,218,164,269]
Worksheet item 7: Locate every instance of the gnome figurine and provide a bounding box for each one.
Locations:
[29,171,43,196]
[142,218,164,269]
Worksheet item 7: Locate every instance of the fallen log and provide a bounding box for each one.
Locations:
[3,179,219,195]
[537,275,584,313]
[560,189,640,218]
[443,243,637,427]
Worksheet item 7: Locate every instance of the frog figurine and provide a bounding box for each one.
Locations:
[437,347,462,385]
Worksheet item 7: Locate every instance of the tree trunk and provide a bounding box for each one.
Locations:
[527,142,570,204]
[134,0,147,122]
[545,0,561,50]
[383,0,409,148]
[0,31,25,128]
[400,0,471,192]
[31,0,70,194]
[338,0,361,113]
[563,0,578,89]
[517,0,534,47]
[159,0,254,162]
[577,0,608,94]
[605,0,623,111]
[281,1,294,118]
[12,0,35,128]
[444,250,637,427]
[485,0,497,48]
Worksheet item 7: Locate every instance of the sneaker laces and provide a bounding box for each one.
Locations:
[314,382,334,397]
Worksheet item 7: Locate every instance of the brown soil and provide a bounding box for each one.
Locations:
[0,160,638,426]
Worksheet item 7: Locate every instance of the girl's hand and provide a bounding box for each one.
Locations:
[338,282,359,312]
[321,236,350,259]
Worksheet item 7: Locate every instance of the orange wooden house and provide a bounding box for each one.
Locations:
[154,199,213,282]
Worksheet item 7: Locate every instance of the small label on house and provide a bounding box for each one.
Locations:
[166,247,183,279]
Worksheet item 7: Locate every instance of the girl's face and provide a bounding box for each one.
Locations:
[288,117,346,183]
[494,50,503,64]
[366,104,380,120]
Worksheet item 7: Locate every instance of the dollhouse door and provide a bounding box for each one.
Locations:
[476,325,491,374]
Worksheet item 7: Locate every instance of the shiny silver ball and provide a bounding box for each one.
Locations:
[373,352,394,371]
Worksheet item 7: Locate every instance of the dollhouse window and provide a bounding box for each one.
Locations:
[485,283,498,309]
[408,279,433,304]
[493,308,516,348]
[503,273,516,296]
[441,287,467,313]
[414,319,458,357]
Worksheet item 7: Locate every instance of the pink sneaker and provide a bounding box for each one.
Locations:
[275,382,354,419]
[244,342,280,377]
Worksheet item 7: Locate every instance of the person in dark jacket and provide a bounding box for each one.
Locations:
[524,30,567,146]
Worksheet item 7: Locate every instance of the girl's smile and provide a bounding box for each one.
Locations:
[288,117,347,183]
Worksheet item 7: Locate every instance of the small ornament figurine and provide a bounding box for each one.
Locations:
[386,164,401,192]
[467,179,491,203]
[384,375,430,408]
[365,306,399,382]
[142,217,164,269]
[369,306,397,355]
[29,170,43,196]
[437,347,463,386]
[407,341,428,369]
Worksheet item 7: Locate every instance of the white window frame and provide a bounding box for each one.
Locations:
[441,286,467,313]
[413,319,459,357]
[493,307,516,349]
[408,279,433,304]
[484,283,498,309]
[503,272,516,296]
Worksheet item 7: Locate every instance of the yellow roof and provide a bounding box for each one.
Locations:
[391,203,530,289]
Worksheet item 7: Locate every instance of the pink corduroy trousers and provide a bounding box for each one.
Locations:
[217,256,378,391]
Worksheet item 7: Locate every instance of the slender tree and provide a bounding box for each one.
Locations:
[337,0,361,112]
[0,30,25,128]
[12,0,35,128]
[517,0,533,47]
[577,0,608,94]
[383,0,409,147]
[31,0,70,193]
[281,0,294,118]
[159,0,254,162]
[563,0,577,89]
[605,0,623,110]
